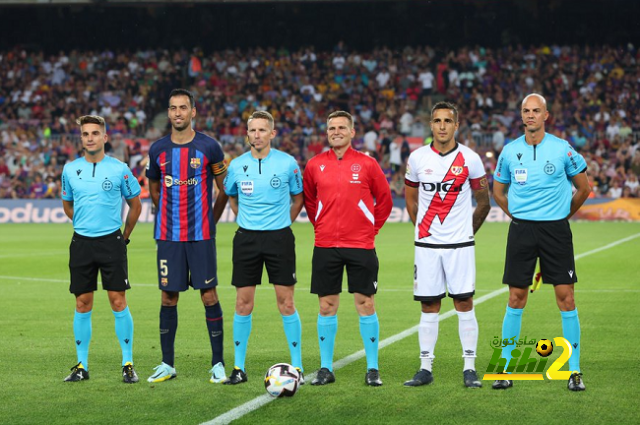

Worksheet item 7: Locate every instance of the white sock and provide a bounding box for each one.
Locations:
[418,312,439,371]
[457,309,479,371]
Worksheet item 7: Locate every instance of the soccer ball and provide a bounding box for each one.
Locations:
[536,339,554,357]
[264,363,300,398]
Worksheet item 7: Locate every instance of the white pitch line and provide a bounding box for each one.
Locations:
[1,276,637,294]
[201,232,640,425]
[0,276,69,283]
[0,276,285,290]
[0,275,159,287]
[201,288,508,425]
[0,251,67,259]
[0,248,155,259]
[573,232,640,260]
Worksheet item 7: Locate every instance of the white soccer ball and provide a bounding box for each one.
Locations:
[264,363,300,398]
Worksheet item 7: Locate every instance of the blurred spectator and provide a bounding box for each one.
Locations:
[390,171,405,198]
[400,136,411,165]
[389,136,403,173]
[624,172,639,197]
[399,107,414,136]
[594,170,611,197]
[381,159,393,184]
[28,174,48,199]
[607,179,623,198]
[491,123,505,156]
[363,126,378,155]
[106,133,129,164]
[0,158,10,177]
[378,130,392,164]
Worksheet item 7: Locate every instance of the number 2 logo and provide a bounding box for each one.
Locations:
[546,337,573,380]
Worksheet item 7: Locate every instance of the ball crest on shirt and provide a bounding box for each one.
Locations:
[190,157,201,169]
[450,166,463,175]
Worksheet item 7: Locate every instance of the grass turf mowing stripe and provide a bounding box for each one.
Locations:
[201,232,640,425]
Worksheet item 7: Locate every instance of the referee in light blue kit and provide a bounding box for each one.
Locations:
[61,115,142,383]
[492,94,591,392]
[222,111,304,385]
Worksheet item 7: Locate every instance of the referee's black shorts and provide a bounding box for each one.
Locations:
[231,227,297,287]
[503,218,578,287]
[311,247,379,297]
[69,229,131,294]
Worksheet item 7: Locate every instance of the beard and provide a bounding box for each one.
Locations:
[172,121,190,132]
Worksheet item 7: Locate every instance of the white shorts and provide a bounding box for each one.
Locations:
[413,245,476,301]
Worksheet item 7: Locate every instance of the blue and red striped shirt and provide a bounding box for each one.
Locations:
[147,132,226,241]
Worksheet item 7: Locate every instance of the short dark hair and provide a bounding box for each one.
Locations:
[431,101,458,122]
[248,111,275,129]
[169,88,195,109]
[327,110,354,128]
[76,115,106,132]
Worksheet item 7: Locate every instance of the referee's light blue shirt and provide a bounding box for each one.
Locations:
[494,133,587,221]
[61,156,141,237]
[224,149,302,231]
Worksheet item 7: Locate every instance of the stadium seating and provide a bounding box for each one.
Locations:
[0,44,638,199]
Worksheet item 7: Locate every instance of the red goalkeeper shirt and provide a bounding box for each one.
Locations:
[303,147,393,249]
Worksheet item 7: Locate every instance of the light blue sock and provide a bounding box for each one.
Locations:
[501,306,523,372]
[282,311,303,372]
[233,313,252,371]
[561,309,581,372]
[317,314,338,371]
[359,313,380,370]
[113,306,134,365]
[73,310,92,370]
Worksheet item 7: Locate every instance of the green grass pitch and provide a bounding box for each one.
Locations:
[0,221,638,424]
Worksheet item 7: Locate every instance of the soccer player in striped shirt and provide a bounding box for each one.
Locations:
[146,89,229,384]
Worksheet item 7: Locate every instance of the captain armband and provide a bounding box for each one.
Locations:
[212,161,227,176]
[470,176,488,190]
[405,178,419,188]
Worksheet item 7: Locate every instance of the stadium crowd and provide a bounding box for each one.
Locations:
[1,42,639,200]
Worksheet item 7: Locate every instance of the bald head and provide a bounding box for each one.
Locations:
[521,93,547,110]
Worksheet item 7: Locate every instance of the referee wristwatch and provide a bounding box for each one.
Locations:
[125,238,131,245]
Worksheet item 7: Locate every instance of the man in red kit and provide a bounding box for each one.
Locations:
[304,110,393,387]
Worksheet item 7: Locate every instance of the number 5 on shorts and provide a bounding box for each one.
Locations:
[160,259,169,276]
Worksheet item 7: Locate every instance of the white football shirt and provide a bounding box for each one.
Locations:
[405,143,485,246]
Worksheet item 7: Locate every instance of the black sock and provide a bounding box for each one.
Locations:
[205,302,224,366]
[160,305,178,367]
